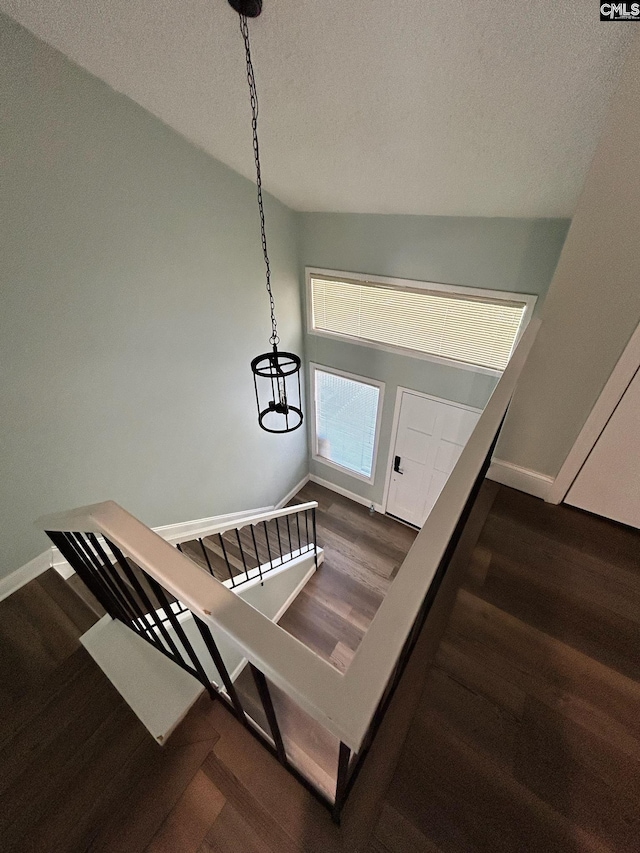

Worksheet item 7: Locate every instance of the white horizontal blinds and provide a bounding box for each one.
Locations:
[315,369,379,479]
[311,277,527,370]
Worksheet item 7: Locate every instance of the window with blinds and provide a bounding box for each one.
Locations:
[312,366,383,481]
[309,275,531,371]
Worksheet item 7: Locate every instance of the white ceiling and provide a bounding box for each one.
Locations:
[1,1,633,217]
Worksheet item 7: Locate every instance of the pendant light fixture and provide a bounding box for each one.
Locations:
[230,0,304,434]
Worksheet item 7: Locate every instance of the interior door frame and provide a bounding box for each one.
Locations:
[381,387,483,518]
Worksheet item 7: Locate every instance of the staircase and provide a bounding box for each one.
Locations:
[177,506,317,587]
[0,570,291,853]
[0,489,414,853]
[0,501,328,853]
[41,501,322,744]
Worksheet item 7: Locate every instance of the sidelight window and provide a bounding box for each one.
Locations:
[310,365,384,482]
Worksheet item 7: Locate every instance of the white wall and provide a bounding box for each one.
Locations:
[496,34,640,480]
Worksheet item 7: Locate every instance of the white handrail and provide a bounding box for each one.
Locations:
[167,501,318,545]
[36,319,539,750]
[38,500,349,741]
[40,500,318,546]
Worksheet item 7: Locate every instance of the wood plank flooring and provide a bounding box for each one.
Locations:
[372,485,640,853]
[0,568,99,717]
[279,482,417,669]
[0,484,414,852]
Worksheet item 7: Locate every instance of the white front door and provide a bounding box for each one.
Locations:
[386,391,481,527]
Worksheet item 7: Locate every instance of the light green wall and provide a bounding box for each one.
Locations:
[0,16,307,579]
[300,213,569,505]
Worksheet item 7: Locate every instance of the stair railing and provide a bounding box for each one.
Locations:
[39,498,342,810]
[173,502,318,589]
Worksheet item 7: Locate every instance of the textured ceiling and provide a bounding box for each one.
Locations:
[1,1,633,216]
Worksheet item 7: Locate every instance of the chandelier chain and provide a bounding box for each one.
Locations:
[239,14,279,348]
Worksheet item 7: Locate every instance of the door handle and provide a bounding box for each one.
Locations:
[394,455,403,474]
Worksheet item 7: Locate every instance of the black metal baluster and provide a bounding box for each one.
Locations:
[87,533,167,645]
[294,511,302,554]
[235,528,249,582]
[250,665,287,765]
[92,537,201,679]
[262,521,274,571]
[285,514,293,559]
[198,538,215,576]
[75,534,142,628]
[72,533,134,622]
[47,532,121,621]
[193,615,246,718]
[312,507,319,569]
[144,574,216,698]
[305,509,310,551]
[218,533,236,587]
[176,542,184,553]
[67,533,130,622]
[250,524,264,585]
[274,517,283,563]
[332,742,352,823]
[103,538,186,662]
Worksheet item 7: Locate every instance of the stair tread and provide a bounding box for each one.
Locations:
[0,645,93,748]
[0,656,126,830]
[0,571,93,717]
[37,567,100,633]
[4,699,151,853]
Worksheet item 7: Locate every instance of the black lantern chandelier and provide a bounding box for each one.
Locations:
[230,0,304,434]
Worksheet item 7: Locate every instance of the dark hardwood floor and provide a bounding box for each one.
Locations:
[2,483,639,852]
[280,481,417,671]
[372,486,640,853]
[0,568,98,717]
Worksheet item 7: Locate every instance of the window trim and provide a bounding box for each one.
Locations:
[306,267,537,377]
[309,362,385,484]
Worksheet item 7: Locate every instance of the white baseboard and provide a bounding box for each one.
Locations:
[52,550,76,579]
[308,474,385,514]
[275,474,310,509]
[0,549,53,604]
[154,505,273,544]
[488,458,555,500]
